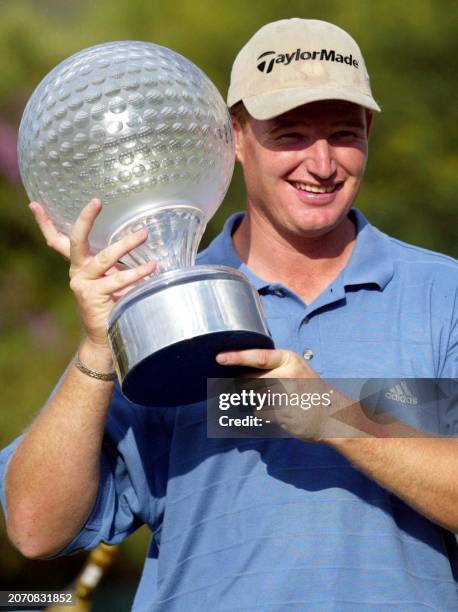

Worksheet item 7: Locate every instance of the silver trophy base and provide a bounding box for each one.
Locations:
[108,265,274,406]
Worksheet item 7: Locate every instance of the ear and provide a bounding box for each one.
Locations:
[231,116,245,163]
[365,110,373,138]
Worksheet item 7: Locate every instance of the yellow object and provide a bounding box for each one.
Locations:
[46,544,119,611]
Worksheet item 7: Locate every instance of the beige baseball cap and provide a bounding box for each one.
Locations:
[227,18,381,119]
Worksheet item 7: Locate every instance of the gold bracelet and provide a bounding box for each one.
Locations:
[74,353,116,382]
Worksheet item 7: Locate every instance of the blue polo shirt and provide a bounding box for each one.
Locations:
[1,209,457,611]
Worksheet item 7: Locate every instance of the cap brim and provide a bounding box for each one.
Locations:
[242,86,381,120]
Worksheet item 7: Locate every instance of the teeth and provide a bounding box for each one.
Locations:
[293,182,337,193]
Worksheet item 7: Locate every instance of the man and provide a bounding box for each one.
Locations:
[1,18,458,611]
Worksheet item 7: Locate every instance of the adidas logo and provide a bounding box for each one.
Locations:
[385,382,418,405]
[256,48,360,74]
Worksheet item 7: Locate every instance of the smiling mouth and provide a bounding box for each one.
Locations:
[289,181,343,194]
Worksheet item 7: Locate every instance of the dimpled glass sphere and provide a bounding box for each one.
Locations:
[18,41,234,266]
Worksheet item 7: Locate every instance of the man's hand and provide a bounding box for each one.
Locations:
[29,199,156,350]
[216,348,328,441]
[216,347,318,379]
[215,348,370,441]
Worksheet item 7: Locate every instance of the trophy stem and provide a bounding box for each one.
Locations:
[109,205,206,273]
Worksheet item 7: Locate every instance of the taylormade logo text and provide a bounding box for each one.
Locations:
[257,48,360,74]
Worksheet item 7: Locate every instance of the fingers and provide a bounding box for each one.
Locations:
[29,202,71,258]
[97,260,156,295]
[216,348,319,380]
[216,348,288,370]
[29,198,103,265]
[69,198,102,267]
[31,199,148,279]
[68,257,156,346]
[79,229,149,280]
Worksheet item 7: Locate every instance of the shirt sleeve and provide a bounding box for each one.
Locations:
[61,384,173,554]
[440,281,458,376]
[0,383,173,556]
[0,436,24,519]
[438,282,458,435]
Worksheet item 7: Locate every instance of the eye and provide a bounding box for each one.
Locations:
[275,132,302,143]
[334,130,356,138]
[330,130,360,143]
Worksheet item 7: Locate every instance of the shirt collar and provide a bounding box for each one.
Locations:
[197,209,394,292]
[342,209,394,290]
[197,212,270,290]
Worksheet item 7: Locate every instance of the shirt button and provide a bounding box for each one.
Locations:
[273,289,285,297]
[303,349,314,360]
[303,316,310,325]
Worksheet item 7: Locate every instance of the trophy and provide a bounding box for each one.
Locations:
[18,41,273,406]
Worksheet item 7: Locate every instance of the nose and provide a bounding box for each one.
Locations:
[303,138,337,179]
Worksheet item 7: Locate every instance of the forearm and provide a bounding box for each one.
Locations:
[324,404,458,532]
[214,348,458,531]
[5,338,114,558]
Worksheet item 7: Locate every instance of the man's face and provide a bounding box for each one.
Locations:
[233,100,371,238]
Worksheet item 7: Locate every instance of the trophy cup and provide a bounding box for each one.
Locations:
[18,41,273,406]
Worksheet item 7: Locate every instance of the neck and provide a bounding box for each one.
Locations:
[232,207,357,303]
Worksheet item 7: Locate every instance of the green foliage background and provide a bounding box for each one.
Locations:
[0,0,456,604]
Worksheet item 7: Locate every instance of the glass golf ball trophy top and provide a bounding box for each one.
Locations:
[18,41,273,406]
